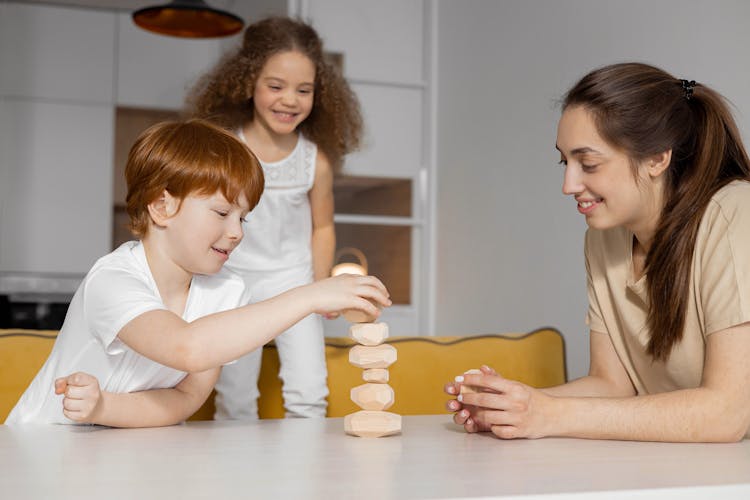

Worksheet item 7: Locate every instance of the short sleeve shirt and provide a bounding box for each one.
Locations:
[5,241,249,425]
[585,180,750,395]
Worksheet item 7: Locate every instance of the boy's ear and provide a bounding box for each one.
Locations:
[147,190,179,227]
[647,149,672,178]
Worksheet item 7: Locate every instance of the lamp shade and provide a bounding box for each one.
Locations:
[132,0,244,38]
[331,247,368,277]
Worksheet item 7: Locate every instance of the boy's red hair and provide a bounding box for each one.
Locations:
[125,119,264,238]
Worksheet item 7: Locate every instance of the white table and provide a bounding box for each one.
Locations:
[2,415,750,499]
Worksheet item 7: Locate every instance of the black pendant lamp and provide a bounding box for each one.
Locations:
[133,0,244,38]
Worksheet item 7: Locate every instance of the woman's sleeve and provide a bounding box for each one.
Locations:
[697,196,750,335]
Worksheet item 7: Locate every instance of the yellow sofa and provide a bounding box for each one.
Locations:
[0,327,566,422]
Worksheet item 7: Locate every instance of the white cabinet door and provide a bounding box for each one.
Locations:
[0,3,115,103]
[343,84,423,178]
[116,13,232,110]
[306,0,424,85]
[0,99,113,274]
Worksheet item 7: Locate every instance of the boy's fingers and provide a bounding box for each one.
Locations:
[354,297,381,316]
[66,372,97,388]
[361,275,388,293]
[62,398,86,412]
[54,378,67,395]
[63,385,91,400]
[62,409,84,422]
[354,285,390,308]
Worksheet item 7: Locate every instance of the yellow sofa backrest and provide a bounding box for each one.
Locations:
[196,328,567,419]
[0,329,59,422]
[0,327,566,422]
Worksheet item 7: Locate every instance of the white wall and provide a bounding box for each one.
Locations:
[435,0,750,379]
[0,3,116,275]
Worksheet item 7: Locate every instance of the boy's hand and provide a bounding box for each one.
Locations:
[54,372,103,424]
[308,274,391,317]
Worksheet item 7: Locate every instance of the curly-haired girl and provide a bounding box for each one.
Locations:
[186,16,363,420]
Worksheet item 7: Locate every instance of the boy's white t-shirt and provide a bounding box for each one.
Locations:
[5,241,249,425]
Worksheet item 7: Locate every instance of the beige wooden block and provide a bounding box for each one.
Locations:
[342,307,379,324]
[349,344,397,369]
[362,368,389,383]
[459,368,482,395]
[350,322,389,346]
[344,410,402,438]
[351,383,395,411]
[342,299,381,323]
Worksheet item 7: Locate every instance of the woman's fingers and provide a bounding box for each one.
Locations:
[458,371,520,396]
[446,399,461,412]
[479,365,497,376]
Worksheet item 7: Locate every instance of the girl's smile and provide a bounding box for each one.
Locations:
[271,110,301,124]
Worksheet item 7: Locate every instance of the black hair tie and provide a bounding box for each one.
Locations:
[681,79,696,100]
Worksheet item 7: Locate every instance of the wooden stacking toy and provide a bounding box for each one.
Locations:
[344,317,401,438]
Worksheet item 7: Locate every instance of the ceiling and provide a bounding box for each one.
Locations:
[11,1,243,13]
[11,0,288,24]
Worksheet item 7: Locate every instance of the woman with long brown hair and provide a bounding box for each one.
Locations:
[446,62,750,442]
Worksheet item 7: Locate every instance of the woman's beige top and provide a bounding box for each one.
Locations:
[585,180,750,395]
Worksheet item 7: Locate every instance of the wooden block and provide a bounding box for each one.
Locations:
[342,299,381,323]
[344,410,402,438]
[350,322,389,346]
[459,368,482,395]
[351,383,395,411]
[342,307,379,324]
[362,368,389,383]
[349,344,397,369]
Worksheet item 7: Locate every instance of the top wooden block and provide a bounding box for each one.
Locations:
[342,299,380,323]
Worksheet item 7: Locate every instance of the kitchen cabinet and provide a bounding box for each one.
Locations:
[0,2,115,103]
[298,0,433,335]
[345,84,423,178]
[0,99,113,274]
[116,13,232,110]
[306,0,424,85]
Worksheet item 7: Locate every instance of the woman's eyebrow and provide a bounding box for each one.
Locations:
[556,145,602,155]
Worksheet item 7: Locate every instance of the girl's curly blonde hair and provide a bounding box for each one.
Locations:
[185,16,362,172]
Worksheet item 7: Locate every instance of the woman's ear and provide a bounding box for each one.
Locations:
[647,150,672,178]
[147,190,179,228]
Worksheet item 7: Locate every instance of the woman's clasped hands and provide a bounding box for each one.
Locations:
[445,365,555,439]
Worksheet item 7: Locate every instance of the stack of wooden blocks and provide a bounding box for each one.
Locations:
[343,310,402,438]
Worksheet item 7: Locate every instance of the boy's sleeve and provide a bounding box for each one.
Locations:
[82,266,166,355]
